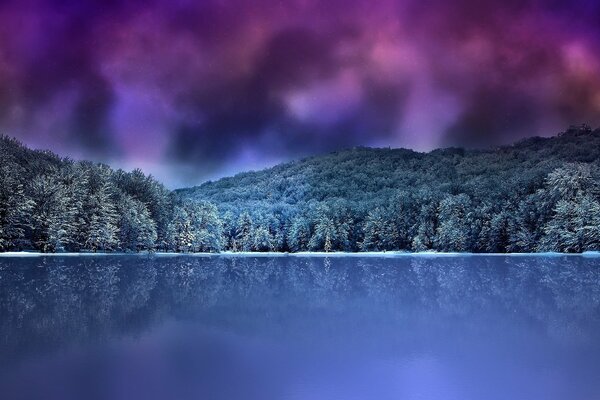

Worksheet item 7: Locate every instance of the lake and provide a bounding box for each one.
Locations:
[1,255,599,400]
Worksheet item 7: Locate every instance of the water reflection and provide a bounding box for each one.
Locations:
[1,255,599,400]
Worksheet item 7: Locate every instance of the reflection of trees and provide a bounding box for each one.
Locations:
[1,255,600,365]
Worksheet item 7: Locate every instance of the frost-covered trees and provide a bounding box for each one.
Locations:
[361,208,398,251]
[542,195,600,252]
[118,195,157,251]
[0,137,222,253]
[168,205,195,252]
[309,217,336,252]
[188,201,223,252]
[29,175,72,252]
[252,225,273,251]
[287,217,311,252]
[308,202,353,252]
[434,194,472,252]
[412,200,439,251]
[84,166,120,252]
[4,126,600,254]
[540,164,600,252]
[234,212,254,251]
[0,161,32,250]
[166,201,222,252]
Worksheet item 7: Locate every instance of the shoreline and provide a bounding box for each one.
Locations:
[0,251,599,257]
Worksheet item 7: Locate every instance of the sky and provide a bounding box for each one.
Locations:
[1,0,600,188]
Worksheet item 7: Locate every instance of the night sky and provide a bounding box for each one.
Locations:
[1,0,600,187]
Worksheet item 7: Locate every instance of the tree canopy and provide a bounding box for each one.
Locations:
[2,125,600,253]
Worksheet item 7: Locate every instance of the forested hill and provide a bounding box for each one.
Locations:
[0,136,222,253]
[2,124,600,253]
[177,124,600,253]
[179,125,600,207]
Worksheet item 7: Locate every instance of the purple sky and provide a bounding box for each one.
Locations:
[1,0,600,187]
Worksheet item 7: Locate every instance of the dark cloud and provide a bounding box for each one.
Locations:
[0,0,599,186]
[444,87,540,147]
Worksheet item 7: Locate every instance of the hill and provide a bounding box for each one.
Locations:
[177,124,600,252]
[0,136,221,253]
[2,125,600,253]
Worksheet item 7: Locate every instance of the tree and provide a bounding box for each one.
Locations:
[412,200,439,252]
[541,194,600,252]
[220,211,237,251]
[28,175,72,252]
[83,166,119,252]
[390,191,419,249]
[0,161,32,250]
[252,225,273,252]
[234,212,254,252]
[114,168,171,248]
[287,216,311,252]
[307,201,353,252]
[361,208,398,251]
[188,201,223,252]
[309,217,336,252]
[434,194,472,252]
[540,164,600,252]
[118,195,157,251]
[58,163,89,251]
[168,205,195,252]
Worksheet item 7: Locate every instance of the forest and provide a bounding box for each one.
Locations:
[1,124,600,253]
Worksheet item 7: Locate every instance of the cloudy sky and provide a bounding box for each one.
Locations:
[1,0,600,187]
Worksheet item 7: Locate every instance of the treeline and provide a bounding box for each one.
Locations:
[179,124,600,253]
[2,125,600,253]
[0,136,221,252]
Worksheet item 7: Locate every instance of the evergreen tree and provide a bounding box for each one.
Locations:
[28,175,72,252]
[542,195,600,252]
[188,201,223,252]
[0,161,32,250]
[540,164,600,251]
[287,216,311,252]
[252,225,273,251]
[234,212,254,251]
[169,205,195,252]
[412,201,439,251]
[361,208,398,251]
[309,217,337,252]
[84,166,119,251]
[434,194,472,252]
[118,195,157,251]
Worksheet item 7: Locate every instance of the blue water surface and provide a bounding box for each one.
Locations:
[1,255,599,400]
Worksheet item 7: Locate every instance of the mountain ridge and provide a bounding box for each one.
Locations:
[177,124,600,205]
[2,124,600,253]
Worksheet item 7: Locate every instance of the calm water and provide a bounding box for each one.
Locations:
[1,255,600,400]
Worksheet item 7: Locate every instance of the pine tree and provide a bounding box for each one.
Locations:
[434,194,472,252]
[58,163,89,251]
[118,195,157,251]
[188,201,223,252]
[0,162,32,250]
[220,211,237,251]
[252,225,273,251]
[235,212,254,251]
[412,202,438,251]
[542,195,600,252]
[309,217,336,252]
[287,216,311,252]
[169,206,195,252]
[84,166,119,252]
[28,174,78,252]
[361,208,398,251]
[540,163,600,252]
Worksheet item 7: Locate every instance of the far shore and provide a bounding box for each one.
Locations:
[0,251,599,257]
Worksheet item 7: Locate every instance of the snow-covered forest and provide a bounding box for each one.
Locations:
[2,125,600,253]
